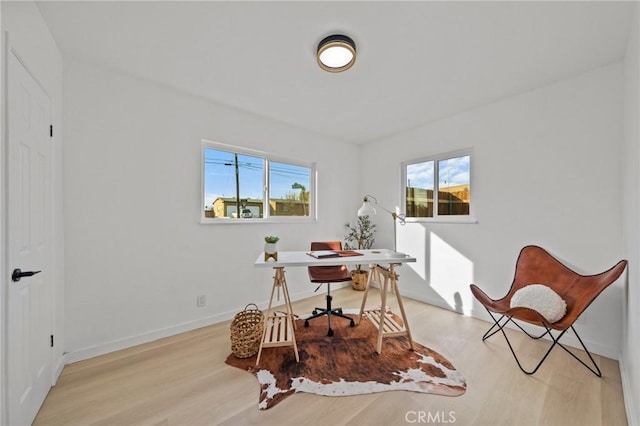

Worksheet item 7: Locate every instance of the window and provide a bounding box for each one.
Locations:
[402,150,472,220]
[202,141,315,221]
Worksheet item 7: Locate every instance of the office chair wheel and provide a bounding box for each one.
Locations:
[312,309,318,315]
[349,319,355,327]
[328,328,334,336]
[304,320,310,327]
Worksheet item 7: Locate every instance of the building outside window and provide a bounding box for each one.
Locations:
[202,141,315,221]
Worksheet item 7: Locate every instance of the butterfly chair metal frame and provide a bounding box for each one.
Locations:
[470,245,627,376]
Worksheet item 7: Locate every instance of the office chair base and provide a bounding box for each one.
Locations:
[304,295,355,336]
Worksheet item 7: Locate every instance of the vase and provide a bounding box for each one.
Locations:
[264,242,278,261]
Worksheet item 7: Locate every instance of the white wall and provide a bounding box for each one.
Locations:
[2,2,634,421]
[622,5,639,426]
[0,1,65,420]
[62,60,359,360]
[360,63,625,359]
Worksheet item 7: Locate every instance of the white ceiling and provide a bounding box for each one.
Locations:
[36,1,636,144]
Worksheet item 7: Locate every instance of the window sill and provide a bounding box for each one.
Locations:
[404,217,478,225]
[200,218,317,225]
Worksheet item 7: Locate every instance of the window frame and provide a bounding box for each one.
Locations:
[201,140,317,223]
[401,148,475,224]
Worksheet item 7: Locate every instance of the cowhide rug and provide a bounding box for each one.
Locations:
[225,311,466,410]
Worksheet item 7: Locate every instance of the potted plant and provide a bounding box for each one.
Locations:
[264,236,279,261]
[344,216,376,290]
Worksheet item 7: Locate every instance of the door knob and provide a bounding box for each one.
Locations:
[11,268,41,282]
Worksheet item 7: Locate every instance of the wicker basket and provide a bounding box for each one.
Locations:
[230,303,264,358]
[351,270,369,291]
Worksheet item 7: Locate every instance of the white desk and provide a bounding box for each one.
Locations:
[254,249,417,357]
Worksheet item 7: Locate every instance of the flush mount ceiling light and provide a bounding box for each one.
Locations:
[317,34,356,73]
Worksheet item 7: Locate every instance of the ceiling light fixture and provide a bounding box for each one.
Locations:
[317,34,356,73]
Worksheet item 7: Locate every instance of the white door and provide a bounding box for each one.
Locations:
[7,51,53,426]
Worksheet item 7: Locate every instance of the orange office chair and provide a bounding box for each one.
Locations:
[305,241,356,336]
[470,245,627,376]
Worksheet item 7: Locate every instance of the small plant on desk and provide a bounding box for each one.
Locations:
[264,236,279,261]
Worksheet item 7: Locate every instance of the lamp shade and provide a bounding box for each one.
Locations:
[317,34,356,73]
[357,200,376,217]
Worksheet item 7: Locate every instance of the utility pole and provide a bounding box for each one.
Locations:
[234,153,240,218]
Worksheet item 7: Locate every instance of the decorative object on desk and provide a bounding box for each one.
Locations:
[264,236,279,261]
[357,195,406,252]
[344,215,375,290]
[307,250,340,259]
[225,310,466,410]
[230,303,264,359]
[307,250,364,259]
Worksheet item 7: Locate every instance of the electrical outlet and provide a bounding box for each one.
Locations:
[197,295,206,307]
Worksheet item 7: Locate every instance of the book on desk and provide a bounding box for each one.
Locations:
[306,250,364,259]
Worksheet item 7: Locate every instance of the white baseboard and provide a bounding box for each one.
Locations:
[63,284,334,365]
[60,284,636,426]
[63,282,619,375]
[400,289,619,360]
[392,289,637,423]
[620,354,639,426]
[53,356,65,385]
[64,313,230,364]
[401,289,458,315]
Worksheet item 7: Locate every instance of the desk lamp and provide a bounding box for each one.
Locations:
[357,195,406,252]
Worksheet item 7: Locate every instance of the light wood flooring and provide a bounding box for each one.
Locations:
[34,287,627,426]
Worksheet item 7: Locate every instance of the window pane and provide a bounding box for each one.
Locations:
[406,161,434,218]
[438,155,470,216]
[203,147,264,218]
[269,161,311,217]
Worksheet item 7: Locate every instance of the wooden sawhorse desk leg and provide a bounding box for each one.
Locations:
[256,267,299,365]
[358,264,414,354]
[357,263,380,325]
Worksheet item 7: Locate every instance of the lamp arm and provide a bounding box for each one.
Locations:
[393,212,407,226]
[363,195,406,225]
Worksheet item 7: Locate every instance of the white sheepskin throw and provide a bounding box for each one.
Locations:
[510,284,567,323]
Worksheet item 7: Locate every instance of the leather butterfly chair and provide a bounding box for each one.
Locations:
[470,245,627,376]
[306,241,355,336]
